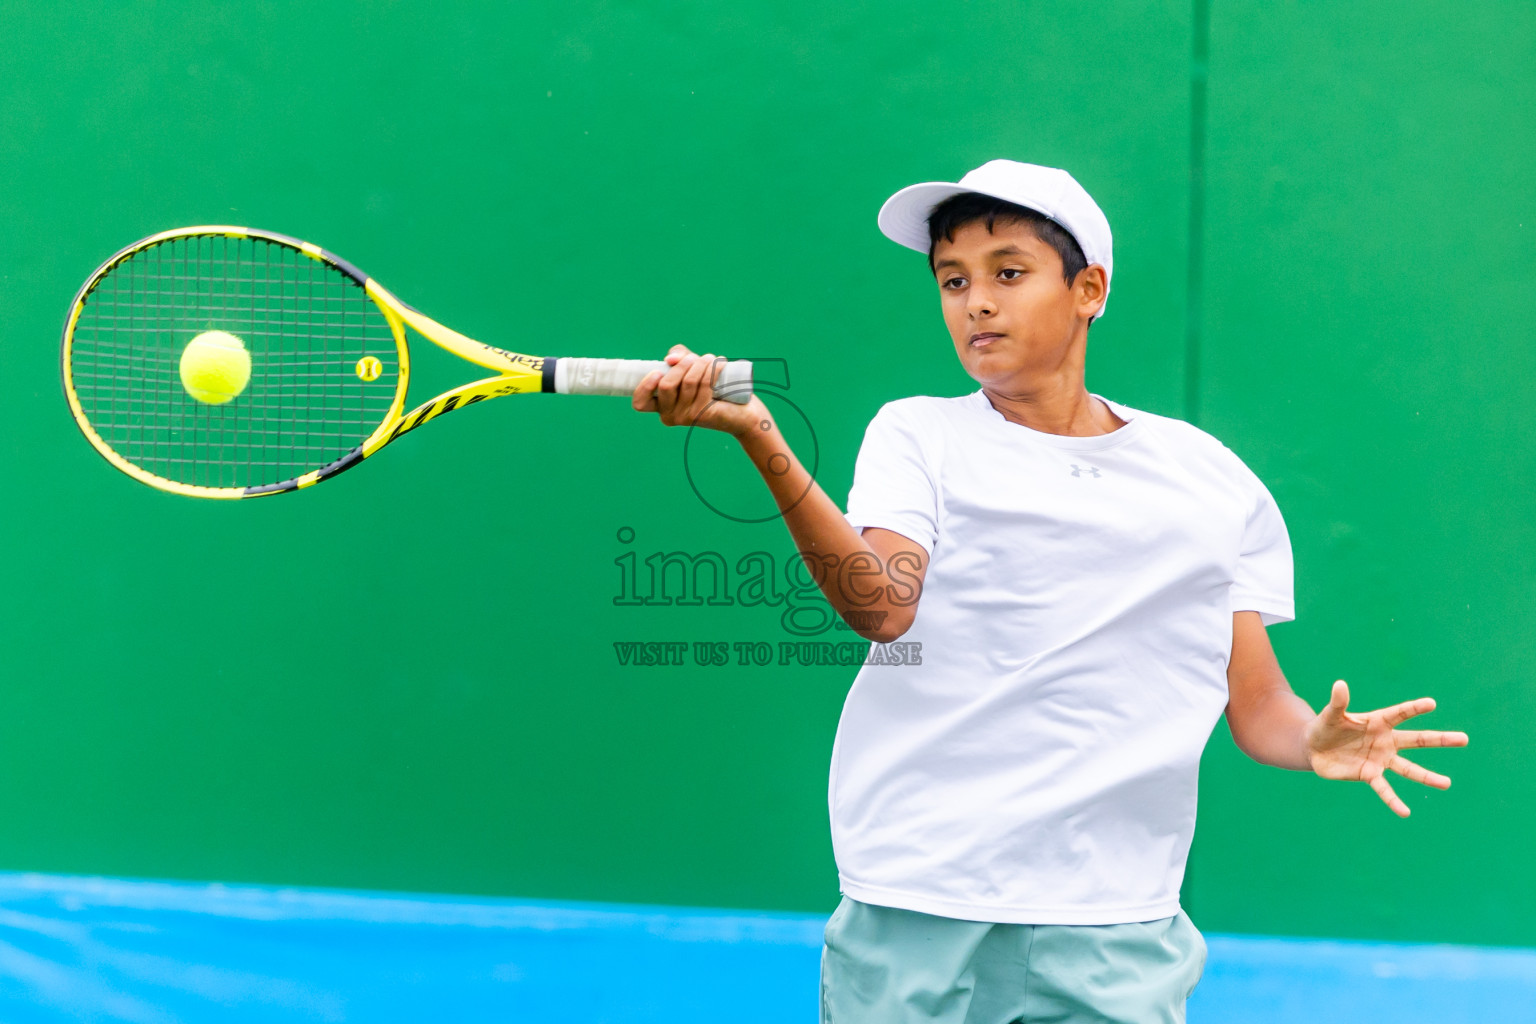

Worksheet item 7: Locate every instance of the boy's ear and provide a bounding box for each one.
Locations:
[1077,265,1108,317]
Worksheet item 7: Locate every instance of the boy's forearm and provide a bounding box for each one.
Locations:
[737,422,850,554]
[736,422,913,639]
[1229,687,1317,772]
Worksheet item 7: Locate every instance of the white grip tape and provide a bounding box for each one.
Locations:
[554,357,754,405]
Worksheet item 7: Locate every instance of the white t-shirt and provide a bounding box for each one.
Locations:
[833,390,1294,925]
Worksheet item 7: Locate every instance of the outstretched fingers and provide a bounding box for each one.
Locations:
[1388,754,1452,790]
[1394,729,1470,750]
[1380,697,1438,728]
[1368,772,1411,817]
[1320,680,1351,722]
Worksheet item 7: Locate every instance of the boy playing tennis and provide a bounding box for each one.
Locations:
[632,159,1468,1022]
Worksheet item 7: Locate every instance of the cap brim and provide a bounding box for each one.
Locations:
[877,182,970,253]
[877,168,1111,322]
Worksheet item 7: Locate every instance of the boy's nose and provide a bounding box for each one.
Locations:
[968,292,997,318]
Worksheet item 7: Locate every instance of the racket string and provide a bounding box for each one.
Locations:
[69,234,401,490]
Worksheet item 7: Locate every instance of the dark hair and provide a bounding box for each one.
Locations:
[926,192,1088,287]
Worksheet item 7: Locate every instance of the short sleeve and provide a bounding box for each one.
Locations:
[843,402,939,554]
[1231,471,1295,625]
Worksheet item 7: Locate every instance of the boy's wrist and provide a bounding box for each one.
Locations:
[734,413,779,450]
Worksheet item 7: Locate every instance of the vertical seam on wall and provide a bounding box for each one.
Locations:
[1180,0,1211,922]
[1186,0,1210,426]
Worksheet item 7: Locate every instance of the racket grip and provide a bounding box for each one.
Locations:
[554,357,754,405]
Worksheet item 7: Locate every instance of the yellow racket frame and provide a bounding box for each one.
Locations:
[62,225,552,499]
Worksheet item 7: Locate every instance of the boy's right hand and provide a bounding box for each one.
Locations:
[632,344,768,438]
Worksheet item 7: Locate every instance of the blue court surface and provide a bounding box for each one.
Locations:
[0,872,1531,1022]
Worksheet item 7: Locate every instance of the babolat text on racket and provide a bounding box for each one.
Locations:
[61,226,753,498]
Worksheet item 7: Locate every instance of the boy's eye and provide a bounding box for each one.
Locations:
[943,276,967,289]
[1000,268,1023,280]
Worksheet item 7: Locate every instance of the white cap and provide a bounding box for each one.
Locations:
[877,159,1114,322]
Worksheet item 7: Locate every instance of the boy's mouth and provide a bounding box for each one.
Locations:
[970,332,1003,347]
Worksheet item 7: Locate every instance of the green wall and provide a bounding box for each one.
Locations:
[0,1,1527,947]
[1187,3,1536,946]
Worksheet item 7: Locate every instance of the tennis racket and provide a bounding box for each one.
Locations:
[61,226,753,499]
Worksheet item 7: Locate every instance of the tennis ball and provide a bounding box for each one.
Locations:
[179,330,252,404]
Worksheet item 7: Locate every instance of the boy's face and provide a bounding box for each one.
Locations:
[931,219,1104,389]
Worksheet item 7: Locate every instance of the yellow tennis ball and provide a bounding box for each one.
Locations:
[179,331,252,405]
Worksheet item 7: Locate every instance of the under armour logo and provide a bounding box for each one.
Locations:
[1070,464,1102,478]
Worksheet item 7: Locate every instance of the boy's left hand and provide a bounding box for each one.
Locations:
[1304,680,1469,817]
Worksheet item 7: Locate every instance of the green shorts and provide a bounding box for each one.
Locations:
[819,896,1207,1024]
